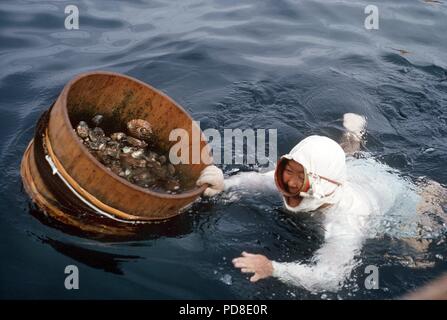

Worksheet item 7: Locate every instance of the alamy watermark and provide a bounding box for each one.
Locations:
[64,4,378,32]
[168,121,277,170]
[364,5,379,30]
[64,265,79,290]
[64,5,79,30]
[364,265,379,289]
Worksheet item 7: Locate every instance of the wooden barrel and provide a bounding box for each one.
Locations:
[21,71,210,228]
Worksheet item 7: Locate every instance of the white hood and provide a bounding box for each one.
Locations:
[281,135,346,212]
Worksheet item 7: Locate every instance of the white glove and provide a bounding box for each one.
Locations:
[196,165,224,197]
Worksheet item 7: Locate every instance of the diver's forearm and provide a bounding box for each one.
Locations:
[271,261,314,289]
[224,170,276,192]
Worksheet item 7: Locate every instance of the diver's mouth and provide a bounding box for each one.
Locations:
[286,186,300,195]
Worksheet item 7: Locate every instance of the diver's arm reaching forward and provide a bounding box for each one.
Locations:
[233,198,369,292]
[270,217,365,291]
[196,166,276,196]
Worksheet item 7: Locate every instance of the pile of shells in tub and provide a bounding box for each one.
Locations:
[74,114,182,194]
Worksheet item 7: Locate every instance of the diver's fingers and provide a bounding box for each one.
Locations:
[203,187,220,197]
[196,166,224,188]
[242,251,255,257]
[232,259,247,269]
[196,173,215,186]
[234,262,247,269]
[197,169,225,197]
[241,268,253,274]
[250,274,261,282]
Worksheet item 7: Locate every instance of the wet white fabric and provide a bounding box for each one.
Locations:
[271,157,422,292]
[282,135,346,212]
[224,170,276,192]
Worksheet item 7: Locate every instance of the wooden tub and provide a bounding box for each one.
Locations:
[21,71,210,232]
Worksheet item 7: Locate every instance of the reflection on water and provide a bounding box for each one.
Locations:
[39,236,141,275]
[28,200,216,242]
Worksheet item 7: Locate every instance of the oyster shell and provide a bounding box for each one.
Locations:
[111,132,126,141]
[89,127,105,142]
[76,121,89,139]
[91,114,104,126]
[95,150,112,165]
[77,115,183,193]
[167,163,176,175]
[132,169,156,187]
[127,119,153,141]
[131,149,145,159]
[89,140,106,151]
[126,136,148,148]
[105,141,121,159]
[158,155,167,164]
[122,146,134,154]
[120,153,147,168]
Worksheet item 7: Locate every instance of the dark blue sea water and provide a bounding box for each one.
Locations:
[0,0,446,299]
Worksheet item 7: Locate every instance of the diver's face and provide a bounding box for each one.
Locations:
[281,160,305,195]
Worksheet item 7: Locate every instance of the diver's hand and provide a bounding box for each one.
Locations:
[232,252,273,282]
[196,165,224,197]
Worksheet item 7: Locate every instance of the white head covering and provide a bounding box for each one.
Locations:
[281,135,346,212]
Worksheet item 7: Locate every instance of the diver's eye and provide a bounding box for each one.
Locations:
[284,168,293,174]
